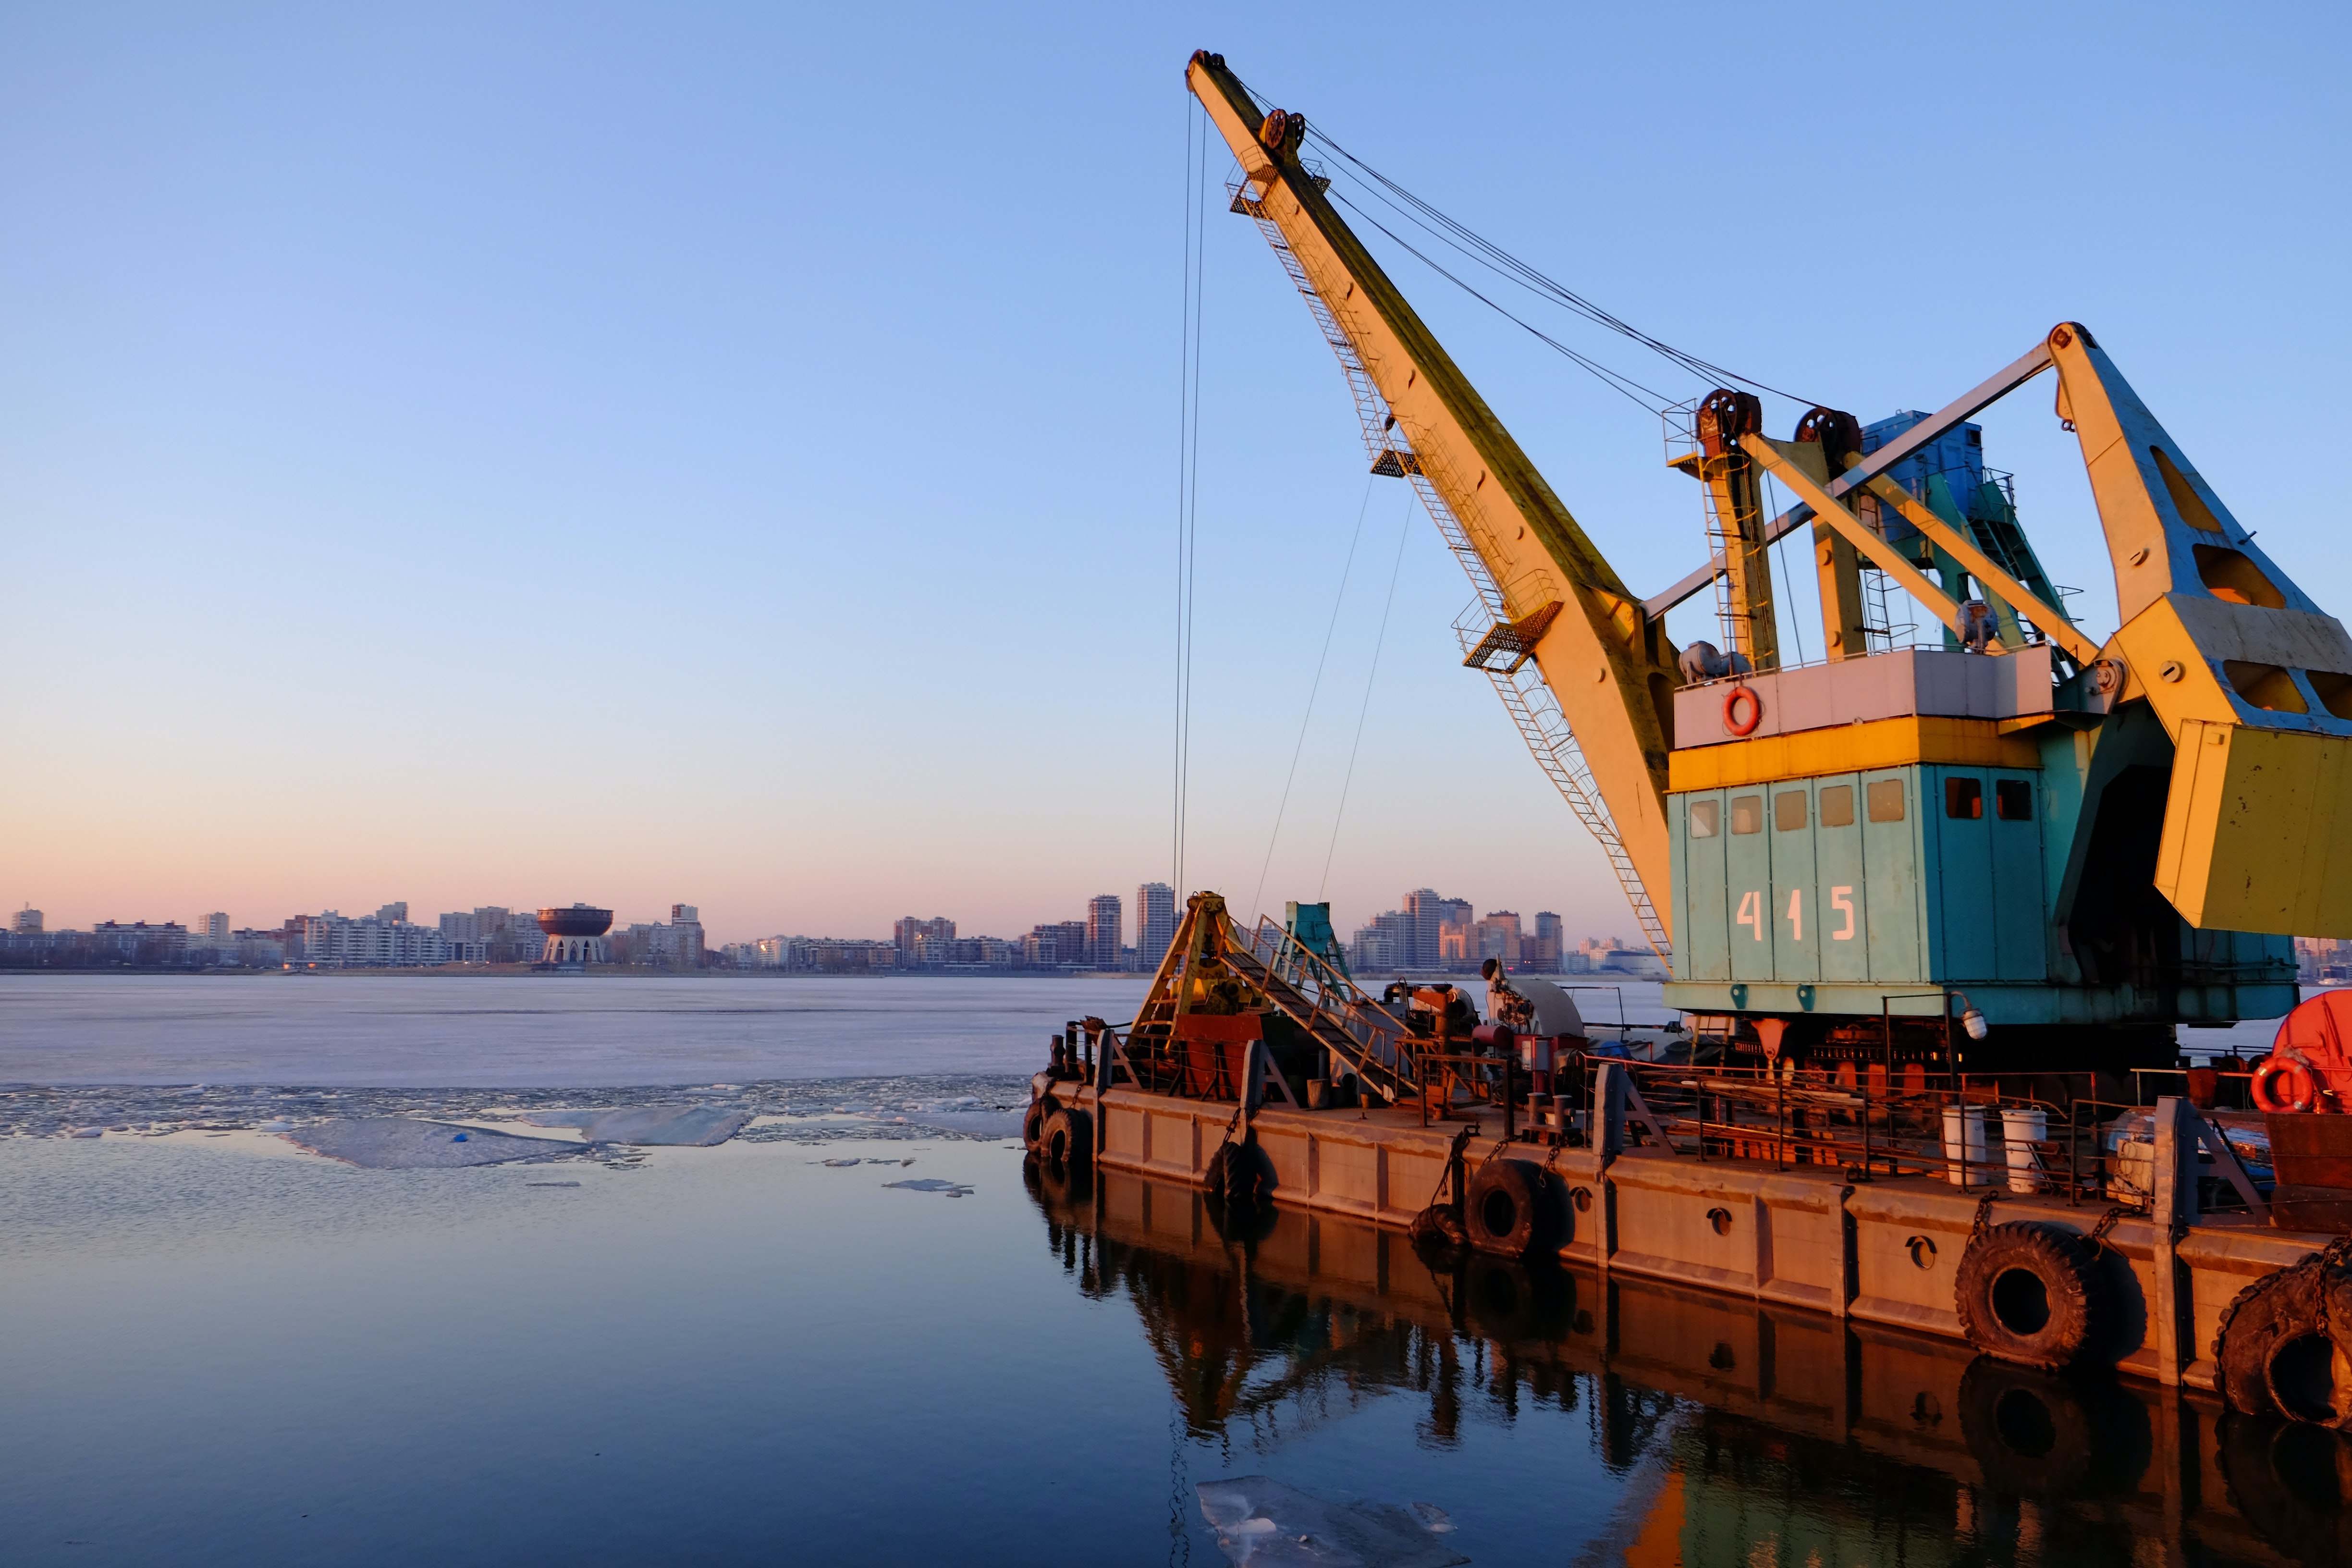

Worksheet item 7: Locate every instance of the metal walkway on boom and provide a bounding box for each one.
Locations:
[1226,175,1672,959]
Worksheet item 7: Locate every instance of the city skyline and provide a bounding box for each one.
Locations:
[4,883,1655,968]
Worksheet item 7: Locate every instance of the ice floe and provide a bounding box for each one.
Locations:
[1196,1477,1463,1567]
[882,1178,973,1197]
[515,1106,753,1146]
[288,1118,580,1169]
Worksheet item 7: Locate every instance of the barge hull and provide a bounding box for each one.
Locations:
[1070,1083,2334,1391]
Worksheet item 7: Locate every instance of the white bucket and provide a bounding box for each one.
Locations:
[1942,1104,1991,1187]
[2000,1107,2048,1194]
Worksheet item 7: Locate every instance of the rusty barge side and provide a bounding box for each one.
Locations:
[1045,1080,2328,1395]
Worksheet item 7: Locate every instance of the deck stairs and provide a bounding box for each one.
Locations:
[1227,916,1419,1103]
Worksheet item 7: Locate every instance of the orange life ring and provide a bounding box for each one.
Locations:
[2253,1056,2317,1114]
[1723,685,1763,736]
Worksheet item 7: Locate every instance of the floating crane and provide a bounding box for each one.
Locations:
[1187,50,2352,1066]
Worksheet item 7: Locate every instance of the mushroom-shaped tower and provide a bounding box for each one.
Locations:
[536,904,613,967]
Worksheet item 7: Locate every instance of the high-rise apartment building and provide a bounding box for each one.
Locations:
[1401,889,1444,971]
[12,908,42,935]
[297,911,448,967]
[197,911,229,943]
[894,916,956,959]
[1086,895,1123,970]
[375,902,409,924]
[1527,911,1564,972]
[1476,910,1522,968]
[1136,883,1176,969]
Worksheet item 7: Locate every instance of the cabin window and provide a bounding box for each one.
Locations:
[1730,795,1763,835]
[1774,791,1808,831]
[1996,780,2033,821]
[1689,800,1719,838]
[1946,777,1984,820]
[1819,784,1855,827]
[1866,779,1906,822]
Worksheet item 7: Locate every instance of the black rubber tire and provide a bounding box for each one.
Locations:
[1953,1222,2108,1371]
[1204,1139,1273,1211]
[1408,1204,1468,1256]
[1020,1099,1051,1154]
[1464,1159,1558,1260]
[2215,1257,2352,1425]
[1957,1358,2150,1496]
[1039,1107,1090,1170]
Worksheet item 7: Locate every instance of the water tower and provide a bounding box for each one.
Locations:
[536,904,613,968]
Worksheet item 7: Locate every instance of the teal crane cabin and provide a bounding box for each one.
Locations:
[1663,644,2295,1066]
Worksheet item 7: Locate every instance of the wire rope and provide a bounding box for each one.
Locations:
[1305,126,1820,407]
[1765,472,1807,667]
[1319,492,1415,899]
[1323,188,1671,415]
[1174,96,1210,895]
[1249,472,1378,925]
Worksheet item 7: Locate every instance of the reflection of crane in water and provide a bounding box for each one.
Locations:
[1032,1165,2315,1565]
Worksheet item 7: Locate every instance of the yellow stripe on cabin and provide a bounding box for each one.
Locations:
[1667,715,2044,792]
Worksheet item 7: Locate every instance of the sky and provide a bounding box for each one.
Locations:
[3,2,2348,946]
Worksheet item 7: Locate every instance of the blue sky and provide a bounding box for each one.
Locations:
[3,2,2346,944]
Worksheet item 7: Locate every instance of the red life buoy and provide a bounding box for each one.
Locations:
[1723,685,1763,736]
[2253,1056,2317,1114]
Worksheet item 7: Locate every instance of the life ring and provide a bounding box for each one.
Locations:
[1038,1106,1091,1170]
[1954,1222,2110,1370]
[2254,1056,2318,1114]
[1464,1158,1559,1260]
[2216,1252,2352,1425]
[1723,684,1763,736]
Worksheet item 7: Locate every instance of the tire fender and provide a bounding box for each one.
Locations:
[1954,1222,2110,1371]
[1205,1139,1273,1211]
[2216,1256,2352,1425]
[1039,1106,1091,1170]
[1464,1158,1559,1260]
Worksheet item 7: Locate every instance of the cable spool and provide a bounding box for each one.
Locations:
[1723,685,1763,737]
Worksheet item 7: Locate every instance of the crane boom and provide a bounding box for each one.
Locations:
[1186,52,1681,946]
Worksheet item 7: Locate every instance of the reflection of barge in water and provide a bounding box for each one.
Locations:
[1024,894,2352,1441]
[1029,1161,2352,1565]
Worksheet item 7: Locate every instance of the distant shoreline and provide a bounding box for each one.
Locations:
[0,966,1152,981]
[0,965,1660,983]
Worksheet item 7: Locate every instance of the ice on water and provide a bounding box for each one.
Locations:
[1197,1478,1464,1568]
[0,1074,1032,1159]
[292,1118,581,1169]
[516,1106,753,1145]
